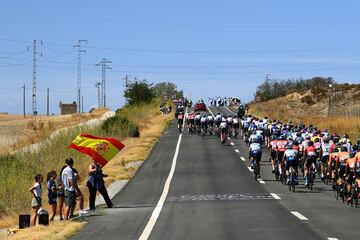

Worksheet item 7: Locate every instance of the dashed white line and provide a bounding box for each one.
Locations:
[258,179,266,184]
[291,211,309,221]
[235,149,239,153]
[270,193,281,200]
[327,238,339,240]
[240,157,246,161]
[230,142,234,146]
[227,137,231,140]
[247,166,254,172]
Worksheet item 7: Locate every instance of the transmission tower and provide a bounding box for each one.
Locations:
[32,40,42,129]
[123,75,130,105]
[96,58,112,107]
[74,40,87,113]
[95,82,101,107]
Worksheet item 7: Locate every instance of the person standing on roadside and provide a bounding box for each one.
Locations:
[57,165,66,220]
[47,170,58,221]
[61,157,76,220]
[29,174,43,226]
[87,159,113,210]
[71,167,88,216]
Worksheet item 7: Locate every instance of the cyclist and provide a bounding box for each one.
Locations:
[269,135,278,173]
[328,148,339,190]
[177,112,184,133]
[248,130,259,144]
[207,114,214,135]
[304,141,317,186]
[200,114,208,135]
[249,138,262,177]
[232,115,240,137]
[276,135,287,177]
[284,144,299,185]
[215,112,222,129]
[219,118,228,143]
[226,115,233,136]
[195,113,201,133]
[320,137,332,180]
[335,146,350,193]
[345,151,357,202]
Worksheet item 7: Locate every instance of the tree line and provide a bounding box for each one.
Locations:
[255,77,336,101]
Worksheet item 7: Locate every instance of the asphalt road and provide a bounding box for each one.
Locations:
[72,107,359,240]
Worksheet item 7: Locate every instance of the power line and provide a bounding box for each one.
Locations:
[96,58,112,107]
[74,40,87,113]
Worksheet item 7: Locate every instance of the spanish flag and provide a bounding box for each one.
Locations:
[68,134,125,166]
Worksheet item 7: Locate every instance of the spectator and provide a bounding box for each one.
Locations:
[57,165,66,220]
[47,170,58,221]
[29,174,43,226]
[61,157,76,220]
[87,159,113,210]
[72,168,88,216]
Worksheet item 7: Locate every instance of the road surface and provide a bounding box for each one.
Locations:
[72,106,359,240]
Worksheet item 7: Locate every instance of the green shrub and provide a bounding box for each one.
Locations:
[101,115,140,138]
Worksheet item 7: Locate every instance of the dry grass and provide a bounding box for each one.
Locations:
[0,110,107,155]
[249,101,360,141]
[0,101,173,239]
[4,221,85,240]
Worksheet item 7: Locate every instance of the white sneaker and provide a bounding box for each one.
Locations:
[79,210,89,216]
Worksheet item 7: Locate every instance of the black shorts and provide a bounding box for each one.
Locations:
[277,151,285,164]
[64,190,76,208]
[306,156,317,168]
[285,160,298,170]
[321,155,329,164]
[271,150,277,160]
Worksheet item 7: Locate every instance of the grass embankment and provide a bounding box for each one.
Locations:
[0,99,173,239]
[0,108,108,155]
[249,102,360,141]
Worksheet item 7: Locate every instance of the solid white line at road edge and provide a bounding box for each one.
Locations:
[224,105,236,115]
[291,211,309,221]
[240,157,246,161]
[235,149,239,153]
[138,119,184,240]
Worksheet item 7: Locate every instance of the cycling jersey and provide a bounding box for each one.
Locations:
[305,146,317,158]
[329,152,338,170]
[177,114,184,120]
[250,142,261,152]
[249,134,258,143]
[219,122,227,129]
[284,149,297,161]
[277,140,287,152]
[207,116,214,122]
[200,117,207,124]
[346,157,357,174]
[270,140,278,151]
[321,143,331,156]
[233,118,239,125]
[337,152,350,168]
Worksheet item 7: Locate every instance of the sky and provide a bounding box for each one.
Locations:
[0,0,359,114]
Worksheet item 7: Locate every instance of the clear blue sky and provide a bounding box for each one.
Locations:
[0,0,359,114]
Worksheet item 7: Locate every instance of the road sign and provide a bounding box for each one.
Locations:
[256,96,261,102]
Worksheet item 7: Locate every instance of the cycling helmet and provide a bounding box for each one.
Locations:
[308,141,314,146]
[217,112,221,115]
[314,138,320,143]
[332,148,339,153]
[343,133,349,139]
[286,144,293,149]
[279,135,286,140]
[341,146,348,152]
[323,138,330,144]
[340,138,347,144]
[293,140,299,146]
[350,152,356,158]
[305,134,311,140]
[323,128,328,132]
[353,144,358,151]
[271,135,277,140]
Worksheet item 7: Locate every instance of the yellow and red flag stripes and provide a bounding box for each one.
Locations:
[68,134,125,167]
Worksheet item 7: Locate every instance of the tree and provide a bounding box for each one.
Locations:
[124,79,156,105]
[153,82,184,99]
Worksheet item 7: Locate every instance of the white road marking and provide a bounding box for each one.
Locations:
[206,106,215,117]
[327,238,339,240]
[270,193,281,200]
[138,131,183,240]
[227,137,231,140]
[240,157,246,161]
[258,178,266,184]
[230,142,234,146]
[235,149,239,153]
[291,211,309,221]
[247,166,254,172]
[224,105,237,115]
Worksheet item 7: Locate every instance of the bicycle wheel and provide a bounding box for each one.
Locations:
[354,187,358,208]
[334,183,339,200]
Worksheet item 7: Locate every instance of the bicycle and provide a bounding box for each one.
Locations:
[307,163,316,190]
[220,130,227,145]
[288,166,296,192]
[252,155,261,181]
[350,182,359,208]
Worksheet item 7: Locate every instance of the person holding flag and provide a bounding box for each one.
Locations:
[87,159,113,210]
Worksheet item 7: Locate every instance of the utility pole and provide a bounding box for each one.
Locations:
[47,88,49,116]
[74,40,87,113]
[22,84,26,118]
[82,95,84,113]
[32,40,42,129]
[123,75,130,105]
[265,74,271,82]
[95,82,101,107]
[96,58,112,107]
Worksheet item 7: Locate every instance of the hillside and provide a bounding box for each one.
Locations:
[249,84,360,140]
